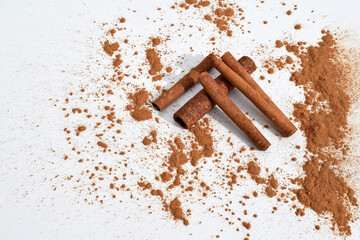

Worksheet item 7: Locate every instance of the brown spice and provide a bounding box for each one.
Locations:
[291,31,358,235]
[169,197,189,225]
[103,40,119,56]
[146,48,163,80]
[265,186,277,197]
[166,66,173,73]
[242,221,251,229]
[151,37,161,46]
[160,171,173,182]
[275,40,284,48]
[126,89,152,121]
[247,161,260,176]
[97,141,108,149]
[285,56,294,64]
[190,119,214,157]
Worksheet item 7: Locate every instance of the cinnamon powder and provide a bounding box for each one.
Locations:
[289,30,358,235]
[126,89,153,121]
[169,197,189,225]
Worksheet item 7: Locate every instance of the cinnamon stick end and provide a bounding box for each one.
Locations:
[173,114,190,129]
[259,141,271,151]
[151,101,161,111]
[284,127,297,137]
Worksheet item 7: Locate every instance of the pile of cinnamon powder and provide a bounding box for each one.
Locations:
[287,30,358,235]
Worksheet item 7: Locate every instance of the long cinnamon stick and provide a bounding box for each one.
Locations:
[152,54,215,111]
[221,52,297,137]
[199,72,270,150]
[212,56,296,137]
[173,56,256,129]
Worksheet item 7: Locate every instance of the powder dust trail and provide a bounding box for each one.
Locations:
[288,30,359,236]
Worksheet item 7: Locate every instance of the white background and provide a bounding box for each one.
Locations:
[0,0,360,239]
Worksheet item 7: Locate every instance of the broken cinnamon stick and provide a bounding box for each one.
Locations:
[152,54,215,111]
[199,72,270,150]
[221,52,297,137]
[174,56,256,129]
[212,56,296,137]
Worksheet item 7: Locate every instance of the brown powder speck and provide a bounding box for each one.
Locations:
[97,141,108,149]
[247,161,260,176]
[146,48,163,81]
[265,186,277,197]
[126,89,152,121]
[113,54,122,67]
[142,130,158,145]
[103,40,119,56]
[169,197,189,225]
[166,66,173,73]
[151,37,161,46]
[242,221,251,229]
[76,125,86,136]
[294,24,302,30]
[224,8,234,17]
[275,40,284,48]
[190,120,214,157]
[142,136,152,145]
[160,171,173,182]
[185,0,197,4]
[285,56,294,64]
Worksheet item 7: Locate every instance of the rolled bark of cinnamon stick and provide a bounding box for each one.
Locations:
[212,57,296,137]
[221,52,297,137]
[152,54,215,111]
[199,72,270,150]
[173,56,256,129]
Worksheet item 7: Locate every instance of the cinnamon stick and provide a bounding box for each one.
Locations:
[221,52,297,137]
[174,56,256,129]
[152,54,215,111]
[212,56,296,137]
[199,72,270,150]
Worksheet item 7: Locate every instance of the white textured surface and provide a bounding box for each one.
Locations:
[0,0,359,239]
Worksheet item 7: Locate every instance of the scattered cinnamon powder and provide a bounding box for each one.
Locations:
[126,89,153,121]
[142,130,158,145]
[242,221,251,229]
[178,0,244,36]
[103,40,119,56]
[146,49,163,75]
[265,186,277,198]
[190,119,214,157]
[76,125,86,136]
[291,30,358,235]
[113,54,122,67]
[275,40,284,48]
[247,161,260,176]
[146,48,163,81]
[151,37,161,46]
[169,197,189,225]
[51,3,360,237]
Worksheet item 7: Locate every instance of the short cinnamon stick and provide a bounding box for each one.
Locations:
[174,56,256,129]
[212,56,296,137]
[199,72,270,150]
[221,52,297,137]
[152,54,215,111]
